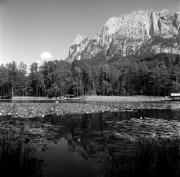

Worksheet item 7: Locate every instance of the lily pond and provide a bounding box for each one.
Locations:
[0,101,180,177]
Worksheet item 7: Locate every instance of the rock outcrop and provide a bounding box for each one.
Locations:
[67,34,102,62]
[68,9,180,62]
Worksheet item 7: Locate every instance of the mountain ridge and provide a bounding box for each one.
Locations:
[67,9,180,62]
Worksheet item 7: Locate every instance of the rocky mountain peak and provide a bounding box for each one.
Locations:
[72,34,88,45]
[67,9,180,62]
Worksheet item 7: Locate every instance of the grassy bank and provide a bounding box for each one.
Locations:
[7,96,165,102]
[80,95,164,102]
[12,96,49,101]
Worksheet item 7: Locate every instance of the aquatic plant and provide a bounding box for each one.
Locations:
[105,139,180,177]
[0,134,44,177]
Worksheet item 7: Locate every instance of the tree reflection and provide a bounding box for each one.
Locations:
[64,117,180,177]
[43,112,180,177]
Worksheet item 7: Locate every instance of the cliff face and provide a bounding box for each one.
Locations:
[67,34,102,63]
[68,10,180,62]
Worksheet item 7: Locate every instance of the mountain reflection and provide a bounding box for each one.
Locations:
[45,111,180,177]
[0,109,180,177]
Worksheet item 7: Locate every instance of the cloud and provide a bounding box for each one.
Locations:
[40,51,53,60]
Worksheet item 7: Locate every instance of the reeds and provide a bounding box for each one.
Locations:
[107,139,180,177]
[0,133,44,177]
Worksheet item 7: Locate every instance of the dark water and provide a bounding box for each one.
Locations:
[0,107,180,177]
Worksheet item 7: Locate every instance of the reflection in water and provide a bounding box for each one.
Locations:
[0,108,180,177]
[43,110,180,177]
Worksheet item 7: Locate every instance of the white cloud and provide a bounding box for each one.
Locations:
[40,51,53,60]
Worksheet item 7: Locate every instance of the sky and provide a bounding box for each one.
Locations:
[0,0,180,66]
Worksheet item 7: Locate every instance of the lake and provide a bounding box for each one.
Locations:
[0,101,180,177]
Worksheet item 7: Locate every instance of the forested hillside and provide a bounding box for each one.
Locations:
[0,53,180,98]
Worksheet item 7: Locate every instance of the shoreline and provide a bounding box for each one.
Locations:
[0,95,167,103]
[80,95,165,102]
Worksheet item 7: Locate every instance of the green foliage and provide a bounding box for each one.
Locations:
[0,53,180,97]
[0,134,44,177]
[116,139,180,177]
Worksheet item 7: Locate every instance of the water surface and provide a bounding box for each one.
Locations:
[0,102,179,177]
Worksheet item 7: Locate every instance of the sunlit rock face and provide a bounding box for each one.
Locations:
[68,9,180,62]
[67,34,102,63]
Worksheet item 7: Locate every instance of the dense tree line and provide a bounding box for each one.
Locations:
[0,53,180,98]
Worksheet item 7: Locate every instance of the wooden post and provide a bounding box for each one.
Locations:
[11,84,14,99]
